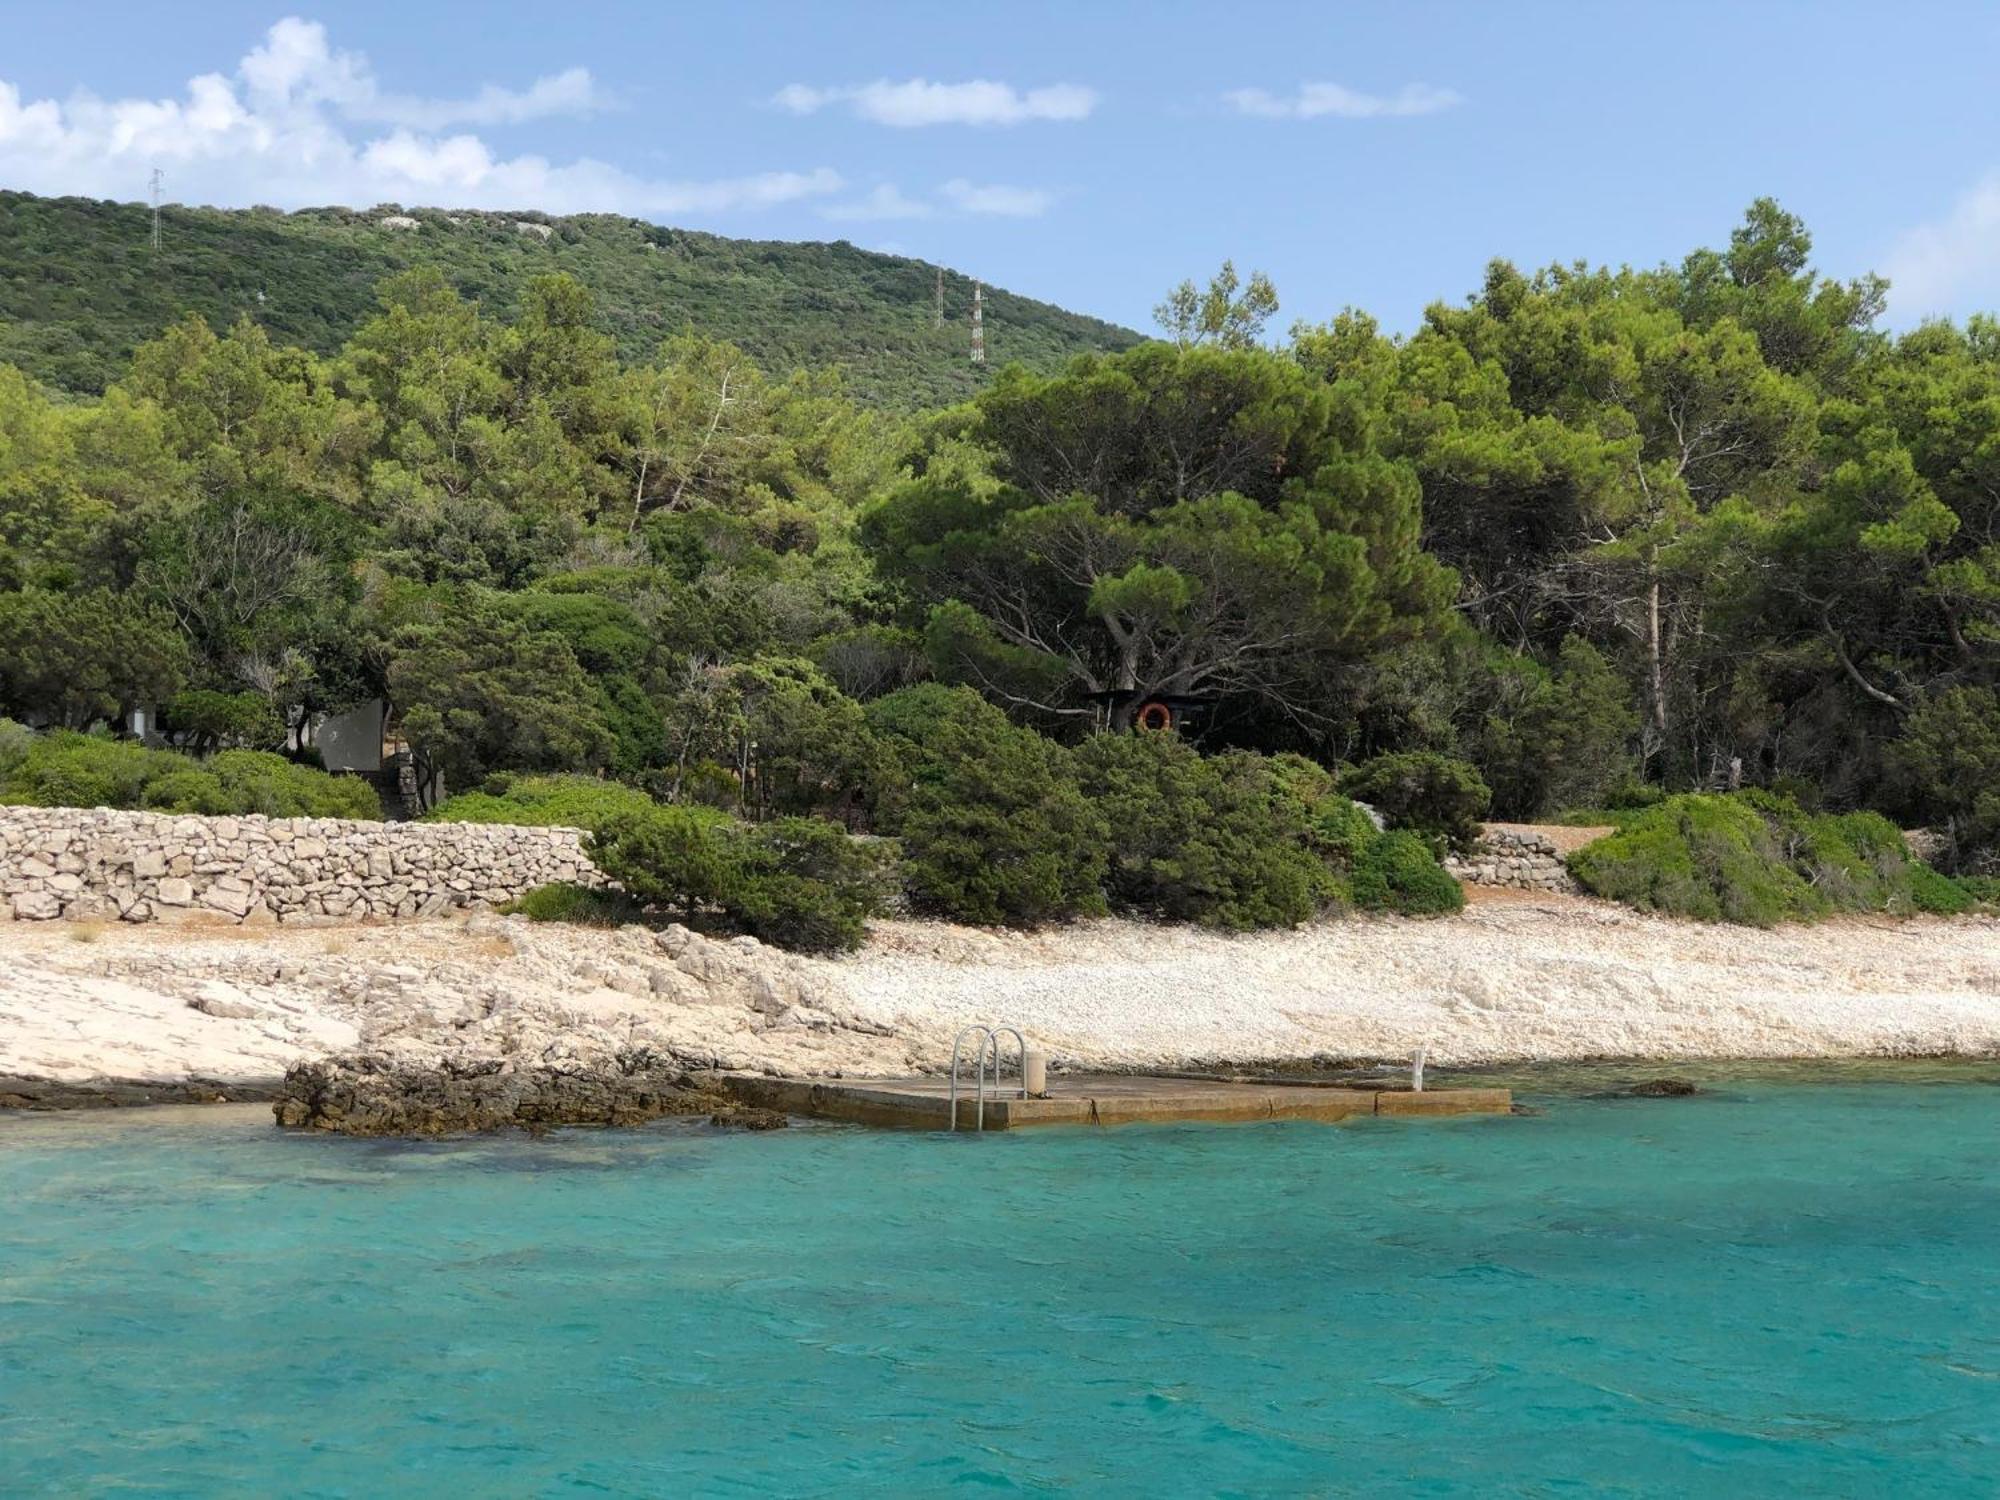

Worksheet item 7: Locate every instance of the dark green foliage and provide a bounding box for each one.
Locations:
[1353,830,1466,916]
[1891,687,2000,871]
[585,805,888,953]
[1469,637,1640,819]
[1338,752,1491,851]
[165,690,285,753]
[588,805,741,913]
[0,191,1138,408]
[0,588,188,730]
[863,682,1004,757]
[496,882,641,926]
[1955,875,2000,908]
[388,600,615,788]
[895,700,1107,927]
[731,818,895,953]
[425,774,659,834]
[0,729,377,818]
[1077,732,1334,929]
[1568,793,1973,925]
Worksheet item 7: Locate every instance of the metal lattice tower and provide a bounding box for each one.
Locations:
[970,281,985,364]
[149,168,164,251]
[934,268,944,329]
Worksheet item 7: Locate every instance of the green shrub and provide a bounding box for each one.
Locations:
[586,806,888,953]
[1077,732,1334,929]
[0,717,31,774]
[0,732,157,808]
[1353,829,1466,916]
[896,700,1106,927]
[139,766,231,815]
[588,805,743,912]
[427,774,659,834]
[733,818,894,953]
[0,730,378,818]
[165,690,285,752]
[204,751,381,818]
[1338,751,1491,851]
[1891,686,2000,871]
[1955,875,2000,909]
[1568,792,1975,926]
[497,882,641,926]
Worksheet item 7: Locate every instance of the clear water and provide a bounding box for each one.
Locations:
[2,1075,1997,1496]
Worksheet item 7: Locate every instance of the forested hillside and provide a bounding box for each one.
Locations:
[2,198,1996,945]
[0,190,1139,406]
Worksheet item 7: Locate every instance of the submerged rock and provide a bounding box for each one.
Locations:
[1623,1077,1703,1097]
[710,1107,789,1131]
[272,1049,756,1136]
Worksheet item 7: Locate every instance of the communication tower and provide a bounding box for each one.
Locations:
[970,281,985,364]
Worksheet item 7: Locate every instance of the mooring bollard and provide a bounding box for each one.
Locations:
[1023,1049,1049,1097]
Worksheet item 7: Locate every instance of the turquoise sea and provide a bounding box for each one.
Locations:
[2,1069,1997,1496]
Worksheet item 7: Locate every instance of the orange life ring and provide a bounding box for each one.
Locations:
[1134,700,1174,732]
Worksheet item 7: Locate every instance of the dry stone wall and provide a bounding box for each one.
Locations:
[1445,827,1578,893]
[0,806,598,925]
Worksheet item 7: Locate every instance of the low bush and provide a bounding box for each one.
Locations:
[200,751,382,819]
[426,774,659,834]
[0,730,378,818]
[497,882,642,926]
[1338,751,1491,852]
[895,699,1107,927]
[165,690,285,753]
[1568,792,1975,926]
[1353,830,1467,916]
[732,817,895,953]
[1077,732,1334,929]
[585,805,890,954]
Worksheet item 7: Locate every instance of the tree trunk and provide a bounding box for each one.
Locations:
[1645,563,1668,776]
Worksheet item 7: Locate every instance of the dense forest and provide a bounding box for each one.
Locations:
[2,198,1995,944]
[0,190,1139,407]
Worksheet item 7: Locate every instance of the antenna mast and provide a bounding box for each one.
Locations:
[970,281,985,364]
[149,168,163,251]
[934,267,944,329]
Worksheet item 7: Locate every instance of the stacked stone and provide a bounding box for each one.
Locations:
[1444,827,1578,893]
[0,806,600,924]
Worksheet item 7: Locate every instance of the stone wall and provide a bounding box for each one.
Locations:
[1445,827,1578,893]
[0,806,597,925]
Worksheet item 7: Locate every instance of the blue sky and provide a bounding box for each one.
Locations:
[5,2,2000,334]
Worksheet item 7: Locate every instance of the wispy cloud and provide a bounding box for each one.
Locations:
[1882,172,2000,324]
[239,18,609,129]
[821,184,935,222]
[0,17,843,217]
[773,79,1097,127]
[1223,82,1462,120]
[941,179,1053,217]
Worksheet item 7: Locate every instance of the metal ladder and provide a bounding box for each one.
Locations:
[947,1024,1027,1131]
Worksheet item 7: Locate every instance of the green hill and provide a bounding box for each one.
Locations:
[0,190,1141,407]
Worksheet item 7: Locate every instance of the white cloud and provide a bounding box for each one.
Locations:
[1224,82,1462,120]
[242,18,606,128]
[821,184,935,222]
[0,17,841,217]
[1881,172,2000,324]
[941,179,1053,217]
[774,78,1097,127]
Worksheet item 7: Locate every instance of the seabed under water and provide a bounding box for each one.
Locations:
[1,1059,1995,1495]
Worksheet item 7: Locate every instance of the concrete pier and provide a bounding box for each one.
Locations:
[721,1074,1512,1131]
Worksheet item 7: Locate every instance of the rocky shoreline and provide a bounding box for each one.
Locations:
[272,1053,788,1135]
[4,898,1998,1137]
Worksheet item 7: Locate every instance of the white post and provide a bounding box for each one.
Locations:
[1411,1045,1428,1093]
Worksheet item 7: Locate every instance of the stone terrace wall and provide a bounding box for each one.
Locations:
[1445,827,1578,893]
[0,806,598,925]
